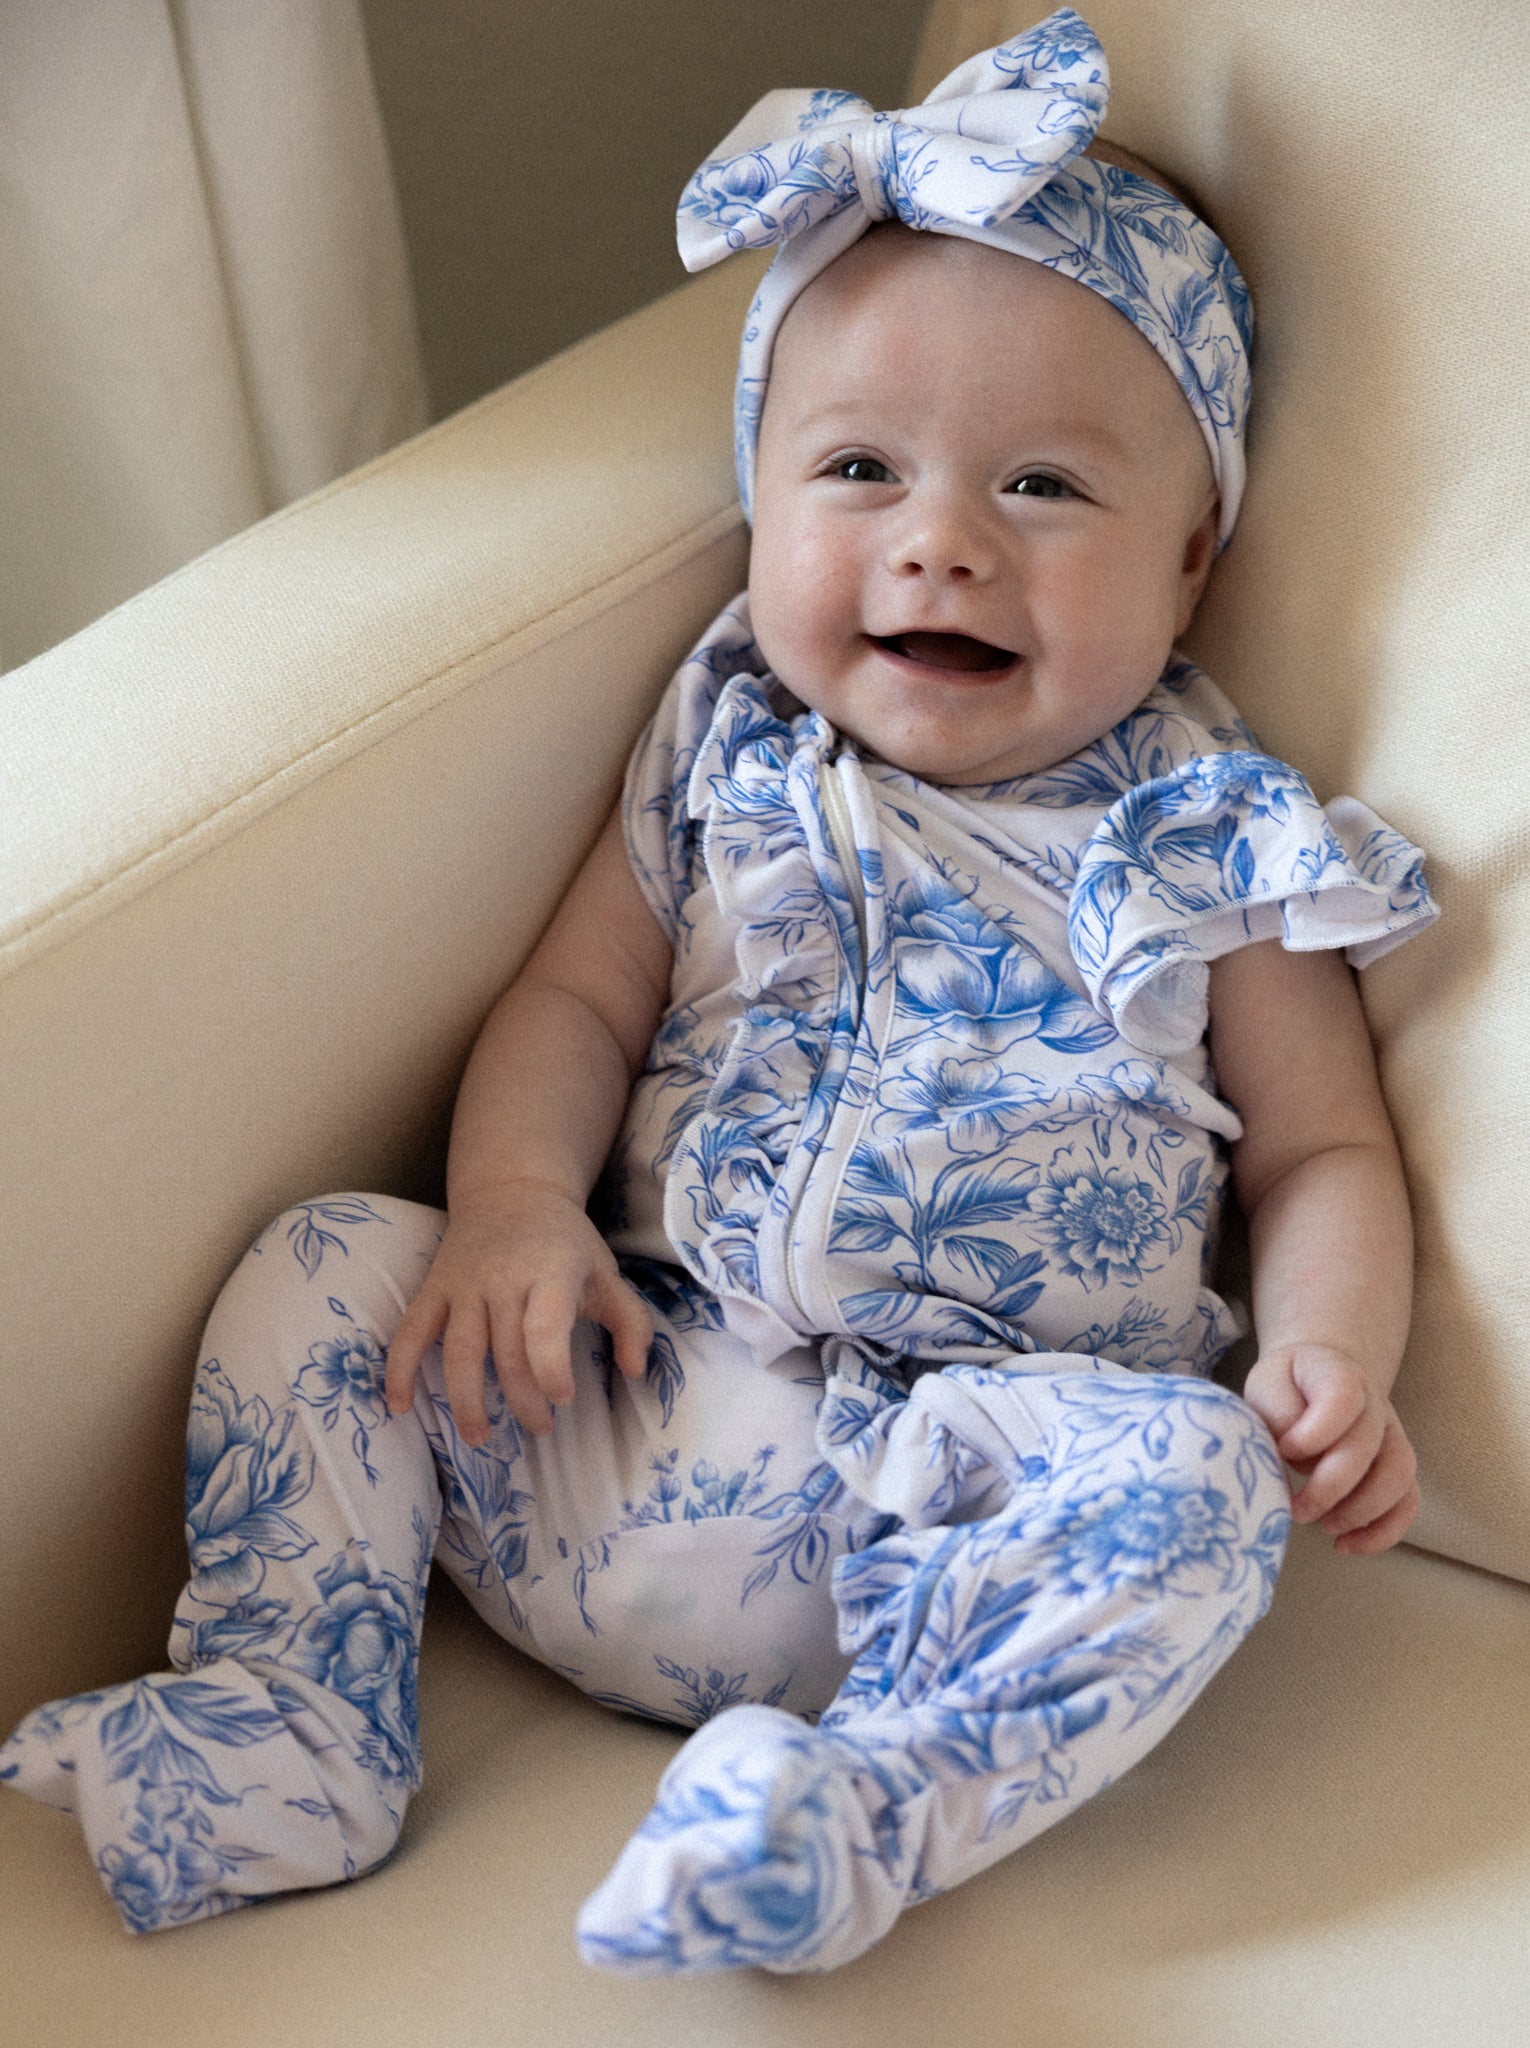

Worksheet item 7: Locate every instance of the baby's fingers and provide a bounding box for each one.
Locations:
[1241,1353,1305,1443]
[523,1281,578,1409]
[385,1289,446,1416]
[593,1270,655,1381]
[1333,1479,1421,1556]
[1277,1368,1367,1463]
[1318,1420,1418,1540]
[484,1301,555,1440]
[441,1296,496,1448]
[1289,1409,1386,1524]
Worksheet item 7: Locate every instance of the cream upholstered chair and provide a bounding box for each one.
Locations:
[3,1,1527,2041]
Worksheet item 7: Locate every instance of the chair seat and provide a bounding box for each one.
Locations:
[4,1524,1526,2048]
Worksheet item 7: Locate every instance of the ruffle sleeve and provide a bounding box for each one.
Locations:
[1067,751,1439,1055]
[620,597,760,937]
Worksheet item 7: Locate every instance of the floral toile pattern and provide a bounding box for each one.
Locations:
[676,9,1253,539]
[613,595,1435,1380]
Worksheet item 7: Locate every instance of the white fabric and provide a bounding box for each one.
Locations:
[0,0,426,671]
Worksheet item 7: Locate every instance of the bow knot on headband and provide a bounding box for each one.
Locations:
[677,8,1252,545]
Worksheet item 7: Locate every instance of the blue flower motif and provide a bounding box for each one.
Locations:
[877,1054,1050,1153]
[183,1362,315,1607]
[681,1825,836,1964]
[99,1828,224,1932]
[1027,1151,1170,1289]
[798,88,862,130]
[1175,750,1298,823]
[295,1331,387,1422]
[992,9,1102,78]
[295,1328,390,1481]
[285,1543,420,1783]
[682,149,777,228]
[1049,1479,1239,1596]
[687,1456,773,1520]
[892,877,1112,1051]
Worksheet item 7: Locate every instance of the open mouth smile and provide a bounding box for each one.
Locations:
[870,631,1018,676]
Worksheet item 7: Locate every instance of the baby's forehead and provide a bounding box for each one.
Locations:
[788,224,1142,363]
[770,224,1213,481]
[800,219,1047,309]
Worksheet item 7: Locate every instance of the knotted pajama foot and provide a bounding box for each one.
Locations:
[577,1357,1291,1976]
[575,1704,919,1975]
[1,1657,408,1933]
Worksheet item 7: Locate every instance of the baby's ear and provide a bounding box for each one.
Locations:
[1175,499,1220,634]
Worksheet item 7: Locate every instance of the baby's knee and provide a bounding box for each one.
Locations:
[1146,1375,1291,1611]
[248,1191,444,1285]
[201,1191,445,1395]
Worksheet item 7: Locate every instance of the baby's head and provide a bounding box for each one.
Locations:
[677,10,1252,784]
[749,196,1219,784]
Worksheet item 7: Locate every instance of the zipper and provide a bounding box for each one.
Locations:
[780,758,872,1324]
[817,757,869,984]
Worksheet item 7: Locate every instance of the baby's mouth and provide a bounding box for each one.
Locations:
[872,631,1017,674]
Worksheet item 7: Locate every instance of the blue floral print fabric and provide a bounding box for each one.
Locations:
[0,1196,867,1933]
[578,1358,1289,1974]
[608,593,1436,1386]
[677,8,1254,541]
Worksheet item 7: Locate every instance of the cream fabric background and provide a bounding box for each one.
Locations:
[917,0,1530,1582]
[0,0,426,670]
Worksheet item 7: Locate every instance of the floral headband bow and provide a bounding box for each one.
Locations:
[677,8,1252,546]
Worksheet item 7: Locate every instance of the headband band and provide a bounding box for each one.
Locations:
[676,7,1252,545]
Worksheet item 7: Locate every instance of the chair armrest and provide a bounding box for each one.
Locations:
[0,258,759,1722]
[1,257,762,974]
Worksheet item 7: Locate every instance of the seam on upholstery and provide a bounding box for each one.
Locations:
[1,506,746,979]
[1398,1535,1530,1594]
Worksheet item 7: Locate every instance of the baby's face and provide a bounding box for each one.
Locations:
[748,228,1219,784]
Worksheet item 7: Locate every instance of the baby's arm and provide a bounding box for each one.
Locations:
[1208,941,1421,1554]
[384,804,674,1444]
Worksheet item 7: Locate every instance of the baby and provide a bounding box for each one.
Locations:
[3,9,1436,1976]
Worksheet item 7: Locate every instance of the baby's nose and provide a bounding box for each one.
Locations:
[888,499,997,582]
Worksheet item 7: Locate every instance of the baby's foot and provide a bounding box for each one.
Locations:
[2,1665,397,1933]
[575,1704,925,1976]
[1,1686,113,1811]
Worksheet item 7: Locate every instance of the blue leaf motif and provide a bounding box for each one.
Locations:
[645,1332,687,1430]
[155,1681,287,1748]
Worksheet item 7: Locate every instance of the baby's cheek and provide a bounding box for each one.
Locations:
[750,534,851,686]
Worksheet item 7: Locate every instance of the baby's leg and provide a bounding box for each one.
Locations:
[456,1284,861,1728]
[1,1193,450,1933]
[577,1360,1290,1975]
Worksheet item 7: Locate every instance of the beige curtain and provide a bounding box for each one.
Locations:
[0,0,427,672]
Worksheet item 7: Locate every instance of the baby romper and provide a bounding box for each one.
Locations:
[2,597,1435,1965]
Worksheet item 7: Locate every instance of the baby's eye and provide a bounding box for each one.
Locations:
[834,456,894,484]
[1008,473,1073,498]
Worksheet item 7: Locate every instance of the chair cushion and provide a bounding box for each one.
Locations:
[3,1528,1526,2047]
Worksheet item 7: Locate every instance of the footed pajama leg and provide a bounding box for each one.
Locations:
[2,1194,449,1932]
[577,1358,1290,1975]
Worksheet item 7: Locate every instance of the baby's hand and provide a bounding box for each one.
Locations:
[383,1182,653,1445]
[1242,1345,1420,1555]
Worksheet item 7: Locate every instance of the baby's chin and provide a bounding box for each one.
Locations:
[854,724,1099,787]
[845,684,1166,784]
